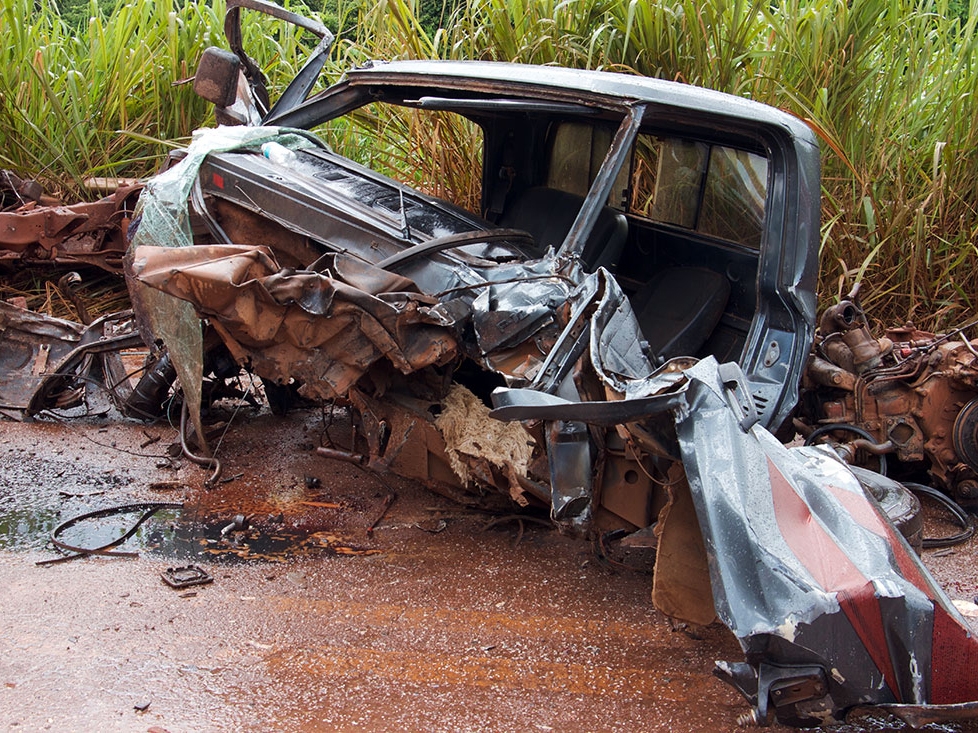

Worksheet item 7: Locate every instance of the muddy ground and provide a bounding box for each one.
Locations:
[2,405,978,732]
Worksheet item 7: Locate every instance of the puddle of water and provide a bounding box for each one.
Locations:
[0,441,382,562]
[0,506,62,551]
[0,500,381,564]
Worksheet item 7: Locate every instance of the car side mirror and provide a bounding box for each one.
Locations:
[193,47,241,108]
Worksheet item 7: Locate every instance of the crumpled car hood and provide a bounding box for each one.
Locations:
[130,244,458,401]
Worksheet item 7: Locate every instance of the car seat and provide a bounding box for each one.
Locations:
[629,266,731,360]
[499,187,627,272]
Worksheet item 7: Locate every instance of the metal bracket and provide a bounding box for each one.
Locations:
[717,361,759,432]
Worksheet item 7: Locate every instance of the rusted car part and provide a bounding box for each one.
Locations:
[161,565,214,588]
[123,0,978,725]
[0,172,141,274]
[0,300,141,417]
[796,284,978,507]
[0,170,50,208]
[493,358,978,727]
[131,244,460,402]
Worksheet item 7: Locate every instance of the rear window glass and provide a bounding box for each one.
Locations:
[628,134,768,248]
[546,122,625,200]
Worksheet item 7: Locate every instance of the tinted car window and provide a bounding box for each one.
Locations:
[628,134,768,249]
[699,146,768,246]
[547,122,621,199]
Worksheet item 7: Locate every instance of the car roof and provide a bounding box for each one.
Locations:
[338,60,817,146]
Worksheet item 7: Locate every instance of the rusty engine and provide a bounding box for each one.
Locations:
[796,285,978,506]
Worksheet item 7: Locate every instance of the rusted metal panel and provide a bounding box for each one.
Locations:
[130,244,459,402]
[0,178,141,273]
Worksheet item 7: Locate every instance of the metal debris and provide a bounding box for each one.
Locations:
[0,171,141,274]
[797,283,978,507]
[161,565,214,589]
[0,301,141,417]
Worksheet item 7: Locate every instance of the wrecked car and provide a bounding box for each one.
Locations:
[118,0,978,726]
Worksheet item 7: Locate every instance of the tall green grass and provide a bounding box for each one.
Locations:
[1,0,209,195]
[389,0,978,330]
[0,0,318,197]
[3,0,978,329]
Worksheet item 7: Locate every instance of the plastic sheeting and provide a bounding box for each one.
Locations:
[127,126,320,445]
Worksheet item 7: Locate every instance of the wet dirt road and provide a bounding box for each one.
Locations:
[1,411,977,732]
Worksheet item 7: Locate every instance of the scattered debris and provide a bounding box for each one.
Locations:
[366,493,396,537]
[37,502,183,565]
[220,514,249,537]
[147,481,187,492]
[413,518,447,534]
[161,565,214,589]
[140,431,161,448]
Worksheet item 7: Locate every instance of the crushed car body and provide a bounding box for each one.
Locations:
[117,0,978,725]
[0,170,140,274]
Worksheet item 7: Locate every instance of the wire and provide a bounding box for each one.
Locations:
[180,400,222,487]
[903,482,975,549]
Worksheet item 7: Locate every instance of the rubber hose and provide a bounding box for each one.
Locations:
[904,482,975,549]
[804,422,889,476]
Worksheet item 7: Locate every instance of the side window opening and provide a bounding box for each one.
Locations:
[628,134,768,249]
[322,104,485,214]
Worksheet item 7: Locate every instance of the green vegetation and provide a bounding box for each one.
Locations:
[2,0,977,328]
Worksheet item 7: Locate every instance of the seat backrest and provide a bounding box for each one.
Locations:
[499,187,627,272]
[630,267,731,361]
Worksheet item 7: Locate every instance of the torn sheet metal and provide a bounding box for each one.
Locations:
[126,126,325,445]
[675,358,978,726]
[122,118,978,725]
[114,17,977,723]
[0,301,140,415]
